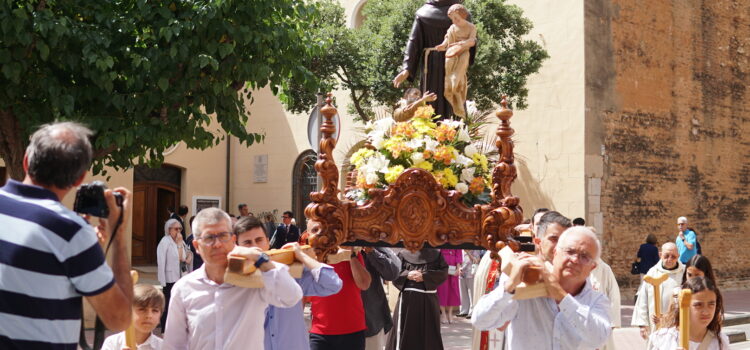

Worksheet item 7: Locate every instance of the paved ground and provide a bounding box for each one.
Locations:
[80,266,750,349]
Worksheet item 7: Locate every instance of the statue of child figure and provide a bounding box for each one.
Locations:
[435,4,477,117]
[394,88,438,122]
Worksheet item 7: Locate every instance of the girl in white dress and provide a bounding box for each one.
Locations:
[648,276,729,350]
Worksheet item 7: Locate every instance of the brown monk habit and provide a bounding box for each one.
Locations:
[386,248,449,350]
[401,0,477,119]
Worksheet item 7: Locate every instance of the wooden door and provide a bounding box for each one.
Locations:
[131,182,179,265]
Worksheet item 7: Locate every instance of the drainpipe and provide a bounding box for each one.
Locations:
[225,133,231,213]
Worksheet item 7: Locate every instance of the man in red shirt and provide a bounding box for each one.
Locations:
[309,248,372,350]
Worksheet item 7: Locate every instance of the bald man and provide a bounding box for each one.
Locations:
[472,227,611,349]
[631,242,685,339]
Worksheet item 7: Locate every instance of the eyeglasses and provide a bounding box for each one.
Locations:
[561,247,593,265]
[198,232,234,246]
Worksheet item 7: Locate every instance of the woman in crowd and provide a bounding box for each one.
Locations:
[437,249,462,324]
[156,218,192,332]
[649,276,728,349]
[637,233,660,277]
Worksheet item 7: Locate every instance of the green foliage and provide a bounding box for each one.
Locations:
[0,0,322,174]
[282,0,548,121]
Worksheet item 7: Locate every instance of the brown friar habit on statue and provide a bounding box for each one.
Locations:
[400,0,477,119]
[386,248,449,350]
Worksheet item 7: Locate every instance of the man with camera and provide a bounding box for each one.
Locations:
[0,122,133,349]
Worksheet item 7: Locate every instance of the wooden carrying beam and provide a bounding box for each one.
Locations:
[225,245,336,288]
[678,288,692,349]
[497,245,551,300]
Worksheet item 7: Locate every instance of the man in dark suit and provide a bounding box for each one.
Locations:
[270,211,300,249]
[170,205,189,241]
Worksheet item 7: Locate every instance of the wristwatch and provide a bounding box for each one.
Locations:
[254,253,270,268]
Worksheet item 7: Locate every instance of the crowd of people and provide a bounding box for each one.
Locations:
[0,120,732,350]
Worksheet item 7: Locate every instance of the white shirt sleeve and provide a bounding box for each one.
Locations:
[471,273,518,330]
[156,238,168,286]
[260,261,303,308]
[632,278,650,327]
[162,283,189,350]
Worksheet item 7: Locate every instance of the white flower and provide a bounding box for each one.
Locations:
[455,154,474,167]
[405,138,423,149]
[455,182,469,194]
[457,127,471,142]
[464,144,478,157]
[461,167,475,183]
[364,153,390,174]
[441,119,463,129]
[371,135,385,149]
[373,118,394,133]
[424,138,439,152]
[466,100,477,116]
[410,152,425,165]
[365,172,379,185]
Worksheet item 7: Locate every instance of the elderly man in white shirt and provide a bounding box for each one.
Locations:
[632,242,684,339]
[162,208,303,350]
[472,226,611,349]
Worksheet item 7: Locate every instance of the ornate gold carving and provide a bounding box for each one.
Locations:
[306,94,523,260]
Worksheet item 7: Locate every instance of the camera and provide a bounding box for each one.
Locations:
[73,181,123,218]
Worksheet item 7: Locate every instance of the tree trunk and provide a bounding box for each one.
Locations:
[0,109,26,181]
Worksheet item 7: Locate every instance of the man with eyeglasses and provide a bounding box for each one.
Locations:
[631,242,684,340]
[675,216,697,264]
[270,211,300,249]
[162,208,303,349]
[472,226,611,349]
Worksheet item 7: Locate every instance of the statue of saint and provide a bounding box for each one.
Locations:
[435,4,476,117]
[392,0,476,119]
[394,88,437,122]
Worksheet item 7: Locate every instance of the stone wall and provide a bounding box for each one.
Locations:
[591,1,750,289]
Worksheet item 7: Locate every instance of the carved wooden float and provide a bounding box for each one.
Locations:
[305,93,524,260]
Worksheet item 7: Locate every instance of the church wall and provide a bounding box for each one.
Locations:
[505,0,588,220]
[597,0,750,289]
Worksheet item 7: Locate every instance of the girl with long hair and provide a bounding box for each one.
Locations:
[649,276,728,349]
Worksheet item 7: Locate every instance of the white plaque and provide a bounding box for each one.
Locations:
[254,154,268,183]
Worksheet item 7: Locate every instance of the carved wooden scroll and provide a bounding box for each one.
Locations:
[306,93,523,260]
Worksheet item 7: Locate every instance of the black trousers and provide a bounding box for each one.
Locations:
[310,331,365,350]
[160,282,174,333]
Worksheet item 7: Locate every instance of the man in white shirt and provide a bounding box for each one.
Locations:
[589,258,621,350]
[631,242,684,339]
[472,226,611,349]
[162,208,303,349]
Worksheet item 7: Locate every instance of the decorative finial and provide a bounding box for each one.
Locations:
[495,95,512,121]
[320,92,337,118]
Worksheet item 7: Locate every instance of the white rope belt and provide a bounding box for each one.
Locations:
[402,287,436,293]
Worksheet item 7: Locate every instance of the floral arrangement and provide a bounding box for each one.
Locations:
[346,105,493,206]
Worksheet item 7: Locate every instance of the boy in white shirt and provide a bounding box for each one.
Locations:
[102,284,165,350]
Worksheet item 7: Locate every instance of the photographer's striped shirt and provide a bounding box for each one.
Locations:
[0,180,114,349]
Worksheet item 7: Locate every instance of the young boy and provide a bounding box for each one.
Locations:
[102,284,165,350]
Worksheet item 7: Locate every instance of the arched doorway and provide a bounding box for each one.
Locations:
[291,150,317,233]
[132,164,182,265]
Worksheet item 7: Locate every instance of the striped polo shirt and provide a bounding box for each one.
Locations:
[0,180,114,349]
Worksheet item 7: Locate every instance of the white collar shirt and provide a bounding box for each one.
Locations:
[162,262,303,350]
[102,331,162,350]
[472,273,612,350]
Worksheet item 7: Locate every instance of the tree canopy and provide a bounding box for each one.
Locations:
[0,0,322,179]
[282,0,548,121]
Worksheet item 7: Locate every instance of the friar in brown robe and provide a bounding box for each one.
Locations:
[386,247,449,350]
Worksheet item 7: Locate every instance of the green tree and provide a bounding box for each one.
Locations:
[0,0,322,180]
[283,0,548,121]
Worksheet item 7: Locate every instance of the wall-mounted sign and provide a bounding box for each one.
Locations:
[193,196,222,214]
[254,154,268,183]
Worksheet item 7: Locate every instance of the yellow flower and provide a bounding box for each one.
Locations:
[356,173,376,189]
[350,148,374,167]
[414,161,433,172]
[412,117,437,135]
[441,168,459,187]
[413,105,435,120]
[384,138,412,159]
[472,153,489,171]
[385,165,405,184]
